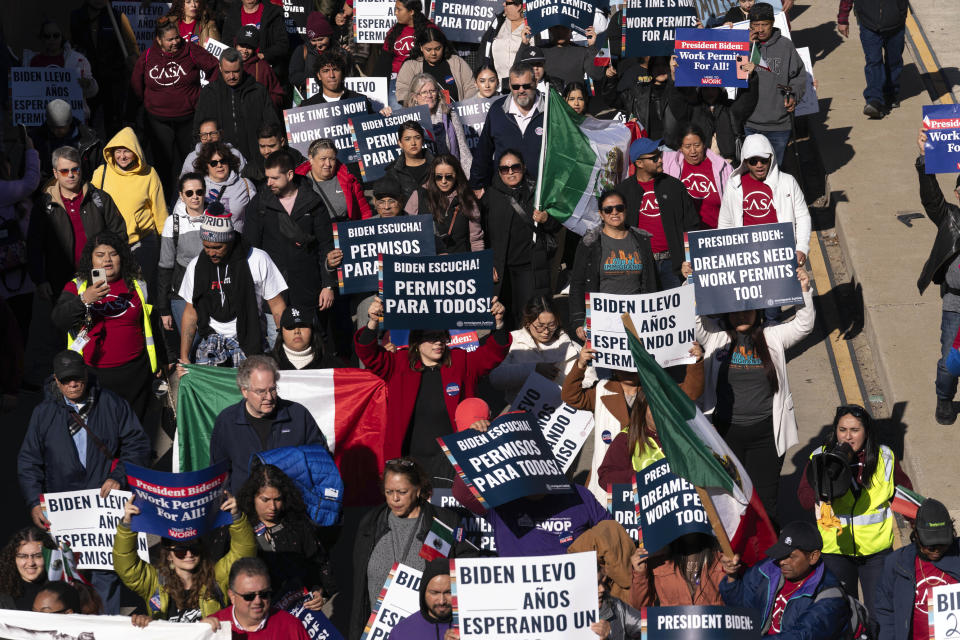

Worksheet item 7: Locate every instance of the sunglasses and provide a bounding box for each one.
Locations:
[836,404,869,421]
[167,545,201,559]
[746,156,771,166]
[208,159,226,167]
[601,204,625,214]
[434,173,455,182]
[57,167,80,176]
[183,189,206,198]
[505,0,522,5]
[637,151,662,162]
[498,162,523,174]
[511,83,534,91]
[235,590,273,602]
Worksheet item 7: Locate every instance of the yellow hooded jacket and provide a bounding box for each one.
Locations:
[91,127,168,244]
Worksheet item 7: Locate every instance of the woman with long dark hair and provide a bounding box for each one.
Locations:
[396,29,477,104]
[404,154,482,254]
[0,527,58,610]
[630,533,726,607]
[167,0,220,45]
[379,0,433,78]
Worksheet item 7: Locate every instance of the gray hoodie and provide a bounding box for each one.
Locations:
[204,170,256,233]
[746,28,806,132]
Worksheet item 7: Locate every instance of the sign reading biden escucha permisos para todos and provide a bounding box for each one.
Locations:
[334,215,436,294]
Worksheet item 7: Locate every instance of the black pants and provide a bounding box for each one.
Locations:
[93,351,152,422]
[499,264,550,330]
[145,112,195,193]
[716,415,783,522]
[822,549,890,634]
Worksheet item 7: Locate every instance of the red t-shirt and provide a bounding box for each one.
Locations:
[913,556,958,640]
[211,607,310,640]
[633,179,668,253]
[767,575,809,635]
[680,159,721,229]
[241,3,265,27]
[30,54,66,67]
[61,189,87,264]
[387,25,416,74]
[740,174,778,225]
[64,279,145,368]
[178,20,199,43]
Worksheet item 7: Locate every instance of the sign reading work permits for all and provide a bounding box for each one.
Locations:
[622,0,699,58]
[635,458,713,552]
[923,104,960,174]
[41,489,148,571]
[289,601,344,640]
[284,98,368,163]
[350,105,433,182]
[524,0,597,36]
[453,96,498,151]
[333,215,436,294]
[645,606,761,638]
[354,0,396,44]
[511,372,594,472]
[439,411,573,508]
[10,67,84,127]
[113,2,172,50]
[430,0,501,43]
[673,28,750,88]
[688,222,803,315]
[379,250,494,330]
[586,287,696,371]
[126,462,233,540]
[360,562,422,640]
[609,483,640,543]
[453,551,600,640]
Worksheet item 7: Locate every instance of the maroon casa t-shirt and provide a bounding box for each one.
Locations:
[740,174,778,225]
[64,279,145,368]
[633,180,668,252]
[680,159,721,228]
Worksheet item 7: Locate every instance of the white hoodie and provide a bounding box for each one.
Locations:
[717,134,811,256]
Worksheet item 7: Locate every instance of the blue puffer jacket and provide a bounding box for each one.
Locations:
[256,444,343,527]
[875,541,960,640]
[469,93,543,189]
[720,558,849,639]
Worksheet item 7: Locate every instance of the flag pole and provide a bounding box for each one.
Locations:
[621,313,735,558]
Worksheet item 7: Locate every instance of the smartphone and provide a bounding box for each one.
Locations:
[91,269,106,287]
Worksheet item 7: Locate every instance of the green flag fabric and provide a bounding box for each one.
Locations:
[175,365,242,472]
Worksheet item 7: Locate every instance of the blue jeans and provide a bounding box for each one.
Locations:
[859,23,905,104]
[170,297,186,333]
[937,309,960,400]
[656,258,683,290]
[744,127,791,166]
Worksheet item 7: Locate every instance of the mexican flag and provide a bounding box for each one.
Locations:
[535,88,632,236]
[176,365,388,505]
[624,321,777,565]
[44,542,87,585]
[891,484,924,519]
[419,517,456,561]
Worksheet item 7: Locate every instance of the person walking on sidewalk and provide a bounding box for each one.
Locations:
[837,0,907,119]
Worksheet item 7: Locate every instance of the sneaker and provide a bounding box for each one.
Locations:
[886,98,901,109]
[936,398,956,425]
[863,102,884,119]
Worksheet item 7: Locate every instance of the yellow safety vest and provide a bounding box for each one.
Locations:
[69,278,158,374]
[811,444,895,556]
[623,428,666,472]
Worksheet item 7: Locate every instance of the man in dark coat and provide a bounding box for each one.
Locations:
[837,0,908,118]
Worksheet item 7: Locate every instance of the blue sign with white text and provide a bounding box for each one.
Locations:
[923,104,960,174]
[674,28,750,88]
[635,459,713,552]
[126,462,233,540]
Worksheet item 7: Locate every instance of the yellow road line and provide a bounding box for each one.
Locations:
[905,9,954,105]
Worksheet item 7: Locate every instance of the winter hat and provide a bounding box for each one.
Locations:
[46,99,73,127]
[199,202,235,243]
[306,12,334,39]
[236,25,259,48]
[373,175,404,200]
[748,3,775,22]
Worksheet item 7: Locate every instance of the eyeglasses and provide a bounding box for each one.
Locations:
[746,156,771,166]
[208,159,225,167]
[836,404,869,421]
[168,546,201,559]
[57,167,80,176]
[434,173,455,182]
[248,387,278,397]
[417,89,438,96]
[376,198,398,207]
[530,321,557,332]
[601,204,626,214]
[183,189,205,198]
[510,83,534,91]
[15,552,43,561]
[43,32,62,39]
[637,151,662,162]
[198,130,221,141]
[498,163,523,175]
[235,590,272,602]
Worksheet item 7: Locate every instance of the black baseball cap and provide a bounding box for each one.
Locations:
[765,521,822,560]
[916,498,954,547]
[280,306,315,330]
[516,45,545,65]
[53,350,87,380]
[237,25,259,48]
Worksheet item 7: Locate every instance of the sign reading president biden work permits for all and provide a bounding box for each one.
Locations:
[380,250,494,330]
[350,105,433,182]
[334,215,436,294]
[453,552,599,640]
[623,0,699,57]
[126,462,233,540]
[587,287,696,371]
[923,104,960,174]
[524,0,597,36]
[438,412,573,508]
[645,606,761,639]
[673,28,750,88]
[283,98,368,163]
[689,223,803,315]
[635,459,713,552]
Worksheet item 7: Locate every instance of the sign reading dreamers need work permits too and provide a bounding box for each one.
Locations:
[334,215,436,294]
[688,223,803,315]
[350,105,433,182]
[430,0,501,43]
[586,287,696,371]
[923,105,960,174]
[438,412,573,508]
[673,28,750,88]
[453,96,497,151]
[524,0,597,36]
[635,459,712,552]
[453,552,600,640]
[360,563,422,640]
[511,372,594,473]
[126,462,233,540]
[41,489,148,570]
[623,0,699,58]
[609,483,640,543]
[645,606,761,639]
[284,99,368,163]
[10,68,84,127]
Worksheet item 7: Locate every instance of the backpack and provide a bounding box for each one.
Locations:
[814,585,873,640]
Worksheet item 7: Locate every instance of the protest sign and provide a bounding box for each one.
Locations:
[673,28,750,88]
[41,489,148,571]
[453,96,498,151]
[609,483,640,543]
[511,372,594,472]
[0,610,230,640]
[281,0,312,36]
[586,287,696,371]
[126,462,232,540]
[438,411,573,508]
[453,552,599,640]
[284,98,368,162]
[360,563,423,640]
[794,47,819,117]
[431,487,497,552]
[204,38,229,58]
[923,104,960,174]
[334,215,436,294]
[346,76,390,111]
[380,250,494,330]
[10,67,84,127]
[622,0,699,57]
[430,0,501,42]
[689,223,803,315]
[113,2,173,51]
[289,601,345,640]
[387,329,480,351]
[635,459,712,552]
[644,606,761,638]
[524,0,597,36]
[930,583,960,640]
[355,0,397,43]
[349,105,433,182]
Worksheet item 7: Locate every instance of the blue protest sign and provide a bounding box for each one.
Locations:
[289,600,345,640]
[524,0,597,36]
[688,222,803,315]
[608,483,640,544]
[623,0,699,57]
[635,459,712,552]
[645,606,761,638]
[923,105,960,174]
[674,28,750,88]
[284,98,368,163]
[429,0,501,43]
[126,462,232,540]
[386,329,480,352]
[349,105,433,183]
[430,487,497,552]
[379,250,495,330]
[438,412,573,508]
[334,215,436,294]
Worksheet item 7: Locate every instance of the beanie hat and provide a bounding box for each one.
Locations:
[306,12,334,39]
[236,25,259,48]
[199,202,235,243]
[749,3,775,22]
[46,99,73,128]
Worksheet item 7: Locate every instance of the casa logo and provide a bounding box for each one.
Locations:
[638,191,660,217]
[681,172,716,199]
[148,61,187,86]
[395,34,416,55]
[445,382,460,397]
[94,292,134,318]
[743,189,773,217]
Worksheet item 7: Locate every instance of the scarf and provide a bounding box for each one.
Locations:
[192,242,263,357]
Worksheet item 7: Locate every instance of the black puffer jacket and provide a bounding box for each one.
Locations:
[854,0,909,32]
[253,517,338,604]
[384,149,436,206]
[916,155,960,295]
[193,74,280,171]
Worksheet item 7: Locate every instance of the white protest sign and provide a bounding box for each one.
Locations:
[10,67,84,127]
[794,47,819,117]
[113,2,173,52]
[587,287,697,371]
[354,0,396,44]
[361,563,423,640]
[345,76,389,111]
[511,372,594,472]
[930,583,960,640]
[204,38,229,59]
[453,552,600,640]
[0,611,230,640]
[42,489,148,571]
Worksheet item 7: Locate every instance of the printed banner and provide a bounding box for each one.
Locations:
[0,611,230,640]
[608,483,640,543]
[453,96,498,152]
[430,0,501,43]
[438,412,573,508]
[794,47,819,117]
[431,487,497,552]
[360,563,423,640]
[586,287,697,371]
[380,250,495,330]
[349,105,433,182]
[511,372,594,472]
[289,601,345,640]
[126,462,233,540]
[673,28,750,88]
[644,606,761,638]
[452,552,599,640]
[204,38,229,58]
[113,2,173,51]
[282,0,313,36]
[284,98,368,163]
[623,0,699,57]
[41,489,148,571]
[689,223,802,315]
[354,0,397,44]
[10,67,84,127]
[635,459,712,552]
[923,104,960,174]
[334,215,436,293]
[524,0,597,36]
